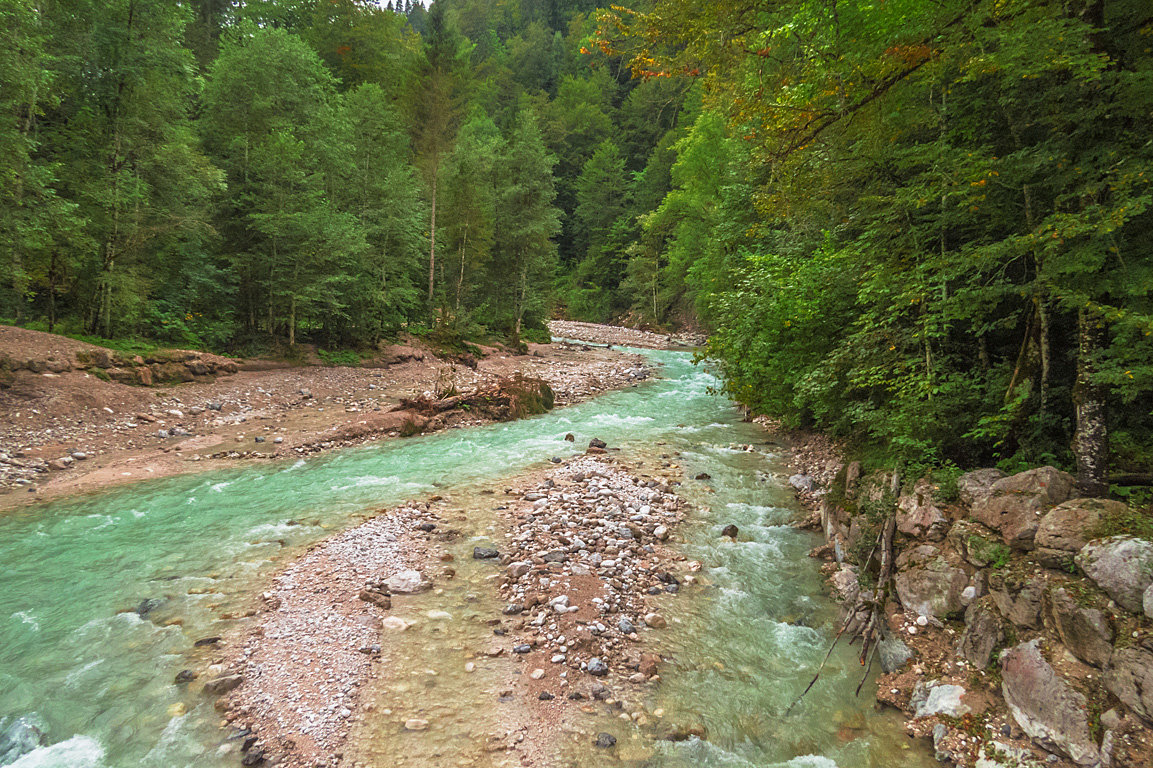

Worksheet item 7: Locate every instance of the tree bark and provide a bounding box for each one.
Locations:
[1073,307,1108,497]
[427,168,437,312]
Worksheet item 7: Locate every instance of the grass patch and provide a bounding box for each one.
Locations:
[67,333,162,356]
[399,418,423,437]
[318,348,362,367]
[1091,501,1153,541]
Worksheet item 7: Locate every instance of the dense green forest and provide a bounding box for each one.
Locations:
[2,0,1151,483]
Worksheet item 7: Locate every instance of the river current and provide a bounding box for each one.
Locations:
[0,348,931,767]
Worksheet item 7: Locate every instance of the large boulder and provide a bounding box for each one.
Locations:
[1145,584,1153,620]
[896,479,950,541]
[1075,536,1153,615]
[1043,587,1113,668]
[957,468,1007,508]
[958,598,1005,669]
[1104,647,1153,724]
[948,520,1010,568]
[1000,640,1101,766]
[1035,499,1126,570]
[987,570,1045,629]
[894,549,969,619]
[972,467,1076,550]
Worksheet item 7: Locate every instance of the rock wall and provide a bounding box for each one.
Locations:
[812,463,1153,768]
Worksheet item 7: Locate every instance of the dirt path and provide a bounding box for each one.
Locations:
[0,325,652,511]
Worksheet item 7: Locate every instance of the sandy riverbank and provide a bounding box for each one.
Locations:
[0,323,659,511]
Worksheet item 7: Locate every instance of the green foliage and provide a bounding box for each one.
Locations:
[595,0,1153,472]
[1091,502,1153,542]
[317,349,361,367]
[969,536,1012,571]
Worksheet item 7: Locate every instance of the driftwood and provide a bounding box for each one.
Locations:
[786,470,900,715]
[393,375,555,422]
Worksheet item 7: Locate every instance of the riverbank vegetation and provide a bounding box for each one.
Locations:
[1,0,1151,483]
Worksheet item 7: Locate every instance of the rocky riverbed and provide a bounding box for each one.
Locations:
[199,449,692,767]
[798,453,1153,768]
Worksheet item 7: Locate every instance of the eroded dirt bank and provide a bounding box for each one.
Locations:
[0,324,652,510]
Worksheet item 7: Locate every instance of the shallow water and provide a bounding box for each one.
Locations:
[0,349,931,767]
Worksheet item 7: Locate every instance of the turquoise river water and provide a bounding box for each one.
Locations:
[0,348,931,768]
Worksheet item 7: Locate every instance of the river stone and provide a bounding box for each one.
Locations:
[878,629,914,673]
[587,657,609,676]
[987,570,1045,629]
[958,598,1005,669]
[595,732,617,748]
[1035,498,1126,569]
[0,713,49,765]
[404,718,429,731]
[1043,587,1113,668]
[1001,639,1100,766]
[386,570,429,594]
[957,468,1006,507]
[1104,647,1153,724]
[203,674,243,696]
[897,479,949,541]
[789,474,814,493]
[894,554,968,619]
[472,546,499,560]
[1145,584,1153,620]
[972,467,1076,550]
[1075,536,1153,614]
[912,682,971,719]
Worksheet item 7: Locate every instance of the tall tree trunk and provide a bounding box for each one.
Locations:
[1073,308,1108,497]
[1038,297,1051,412]
[427,169,437,313]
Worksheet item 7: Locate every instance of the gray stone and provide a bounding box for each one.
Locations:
[1075,536,1153,614]
[972,467,1076,550]
[617,617,636,635]
[1145,583,1153,620]
[472,546,499,560]
[957,468,1007,507]
[1043,587,1113,668]
[988,570,1045,629]
[1036,498,1126,569]
[959,599,1005,669]
[1001,640,1100,766]
[789,474,814,493]
[385,570,429,594]
[912,682,971,719]
[897,479,950,541]
[1104,647,1153,725]
[894,554,969,618]
[587,657,609,676]
[878,630,914,673]
[203,674,244,696]
[595,732,617,748]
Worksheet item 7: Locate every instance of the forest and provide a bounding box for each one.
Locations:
[1,0,1151,482]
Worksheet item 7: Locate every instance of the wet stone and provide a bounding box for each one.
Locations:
[595,732,617,748]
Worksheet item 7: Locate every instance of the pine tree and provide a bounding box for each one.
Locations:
[492,106,560,342]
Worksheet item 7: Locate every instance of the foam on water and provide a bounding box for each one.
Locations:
[6,736,105,768]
